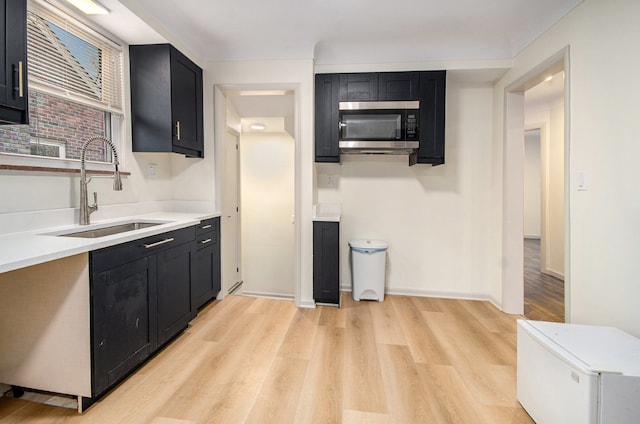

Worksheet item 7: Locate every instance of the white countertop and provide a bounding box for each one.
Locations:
[313,203,341,222]
[0,211,220,274]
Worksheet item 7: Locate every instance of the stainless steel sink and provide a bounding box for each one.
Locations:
[57,222,163,238]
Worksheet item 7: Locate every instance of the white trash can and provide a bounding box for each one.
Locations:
[349,239,388,302]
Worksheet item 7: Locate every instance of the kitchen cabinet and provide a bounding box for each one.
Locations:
[89,226,195,399]
[378,72,420,101]
[339,72,378,101]
[313,221,340,306]
[157,241,193,347]
[130,44,203,158]
[314,70,445,164]
[315,73,340,163]
[416,70,446,165]
[191,217,221,311]
[0,0,28,124]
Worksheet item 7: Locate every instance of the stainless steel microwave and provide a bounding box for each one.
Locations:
[338,100,419,154]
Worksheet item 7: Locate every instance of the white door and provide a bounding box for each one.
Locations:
[221,129,240,295]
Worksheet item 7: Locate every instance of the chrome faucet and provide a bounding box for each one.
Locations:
[80,136,123,225]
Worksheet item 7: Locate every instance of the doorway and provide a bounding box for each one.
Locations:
[501,48,569,320]
[523,125,564,321]
[220,89,296,299]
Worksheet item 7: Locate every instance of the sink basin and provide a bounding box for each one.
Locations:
[57,222,164,238]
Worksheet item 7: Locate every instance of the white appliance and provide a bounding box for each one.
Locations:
[517,320,640,423]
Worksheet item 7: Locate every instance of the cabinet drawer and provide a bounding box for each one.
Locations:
[91,226,196,273]
[196,218,216,237]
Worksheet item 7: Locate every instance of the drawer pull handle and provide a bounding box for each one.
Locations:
[144,238,175,249]
[200,238,212,244]
[201,224,212,230]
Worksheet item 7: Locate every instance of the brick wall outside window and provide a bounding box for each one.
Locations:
[0,90,109,162]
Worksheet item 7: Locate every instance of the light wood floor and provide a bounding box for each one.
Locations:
[524,238,565,322]
[0,293,534,423]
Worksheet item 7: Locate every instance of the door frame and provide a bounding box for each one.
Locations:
[501,46,571,320]
[214,83,302,306]
[221,127,241,296]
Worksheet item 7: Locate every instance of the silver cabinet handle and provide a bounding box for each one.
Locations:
[338,122,347,130]
[18,61,24,98]
[201,224,212,230]
[200,238,212,245]
[175,121,181,141]
[144,237,174,249]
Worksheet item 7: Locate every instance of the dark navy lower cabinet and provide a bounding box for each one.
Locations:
[88,226,195,404]
[191,217,221,312]
[313,221,340,306]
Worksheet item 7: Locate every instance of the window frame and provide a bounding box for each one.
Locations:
[0,0,128,173]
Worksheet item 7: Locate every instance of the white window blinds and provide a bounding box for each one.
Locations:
[26,3,123,113]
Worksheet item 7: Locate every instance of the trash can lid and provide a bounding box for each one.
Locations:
[349,239,388,250]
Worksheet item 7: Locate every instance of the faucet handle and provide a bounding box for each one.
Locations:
[89,192,98,214]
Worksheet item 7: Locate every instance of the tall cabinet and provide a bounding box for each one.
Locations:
[0,0,28,124]
[313,221,340,306]
[129,44,204,158]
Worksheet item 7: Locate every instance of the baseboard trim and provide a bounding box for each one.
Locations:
[297,299,317,309]
[340,285,494,304]
[542,268,564,280]
[240,291,295,300]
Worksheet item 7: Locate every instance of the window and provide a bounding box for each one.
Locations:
[0,1,124,165]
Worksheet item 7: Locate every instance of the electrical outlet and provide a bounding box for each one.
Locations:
[148,163,157,177]
[326,175,335,187]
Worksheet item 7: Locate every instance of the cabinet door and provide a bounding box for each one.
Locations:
[192,218,221,311]
[417,71,446,164]
[378,72,419,101]
[157,242,193,347]
[171,47,203,157]
[91,256,155,397]
[315,74,340,162]
[313,221,340,305]
[0,0,28,124]
[339,73,378,101]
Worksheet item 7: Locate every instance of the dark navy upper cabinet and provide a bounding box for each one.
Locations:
[339,73,378,101]
[417,71,446,165]
[0,0,28,125]
[130,44,203,158]
[315,74,340,163]
[314,70,445,165]
[378,72,420,101]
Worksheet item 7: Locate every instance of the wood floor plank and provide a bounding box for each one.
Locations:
[244,357,307,424]
[368,295,408,346]
[377,344,448,423]
[294,325,345,424]
[343,298,388,413]
[342,409,390,424]
[0,294,534,423]
[277,307,321,360]
[524,238,564,322]
[389,295,451,365]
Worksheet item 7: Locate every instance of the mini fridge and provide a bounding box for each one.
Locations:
[517,320,640,423]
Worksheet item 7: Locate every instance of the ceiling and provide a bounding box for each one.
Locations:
[110,0,582,65]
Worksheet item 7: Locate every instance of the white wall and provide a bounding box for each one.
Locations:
[240,131,295,297]
[0,46,183,215]
[317,78,495,300]
[525,96,565,279]
[494,0,640,336]
[524,130,541,238]
[207,59,315,307]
